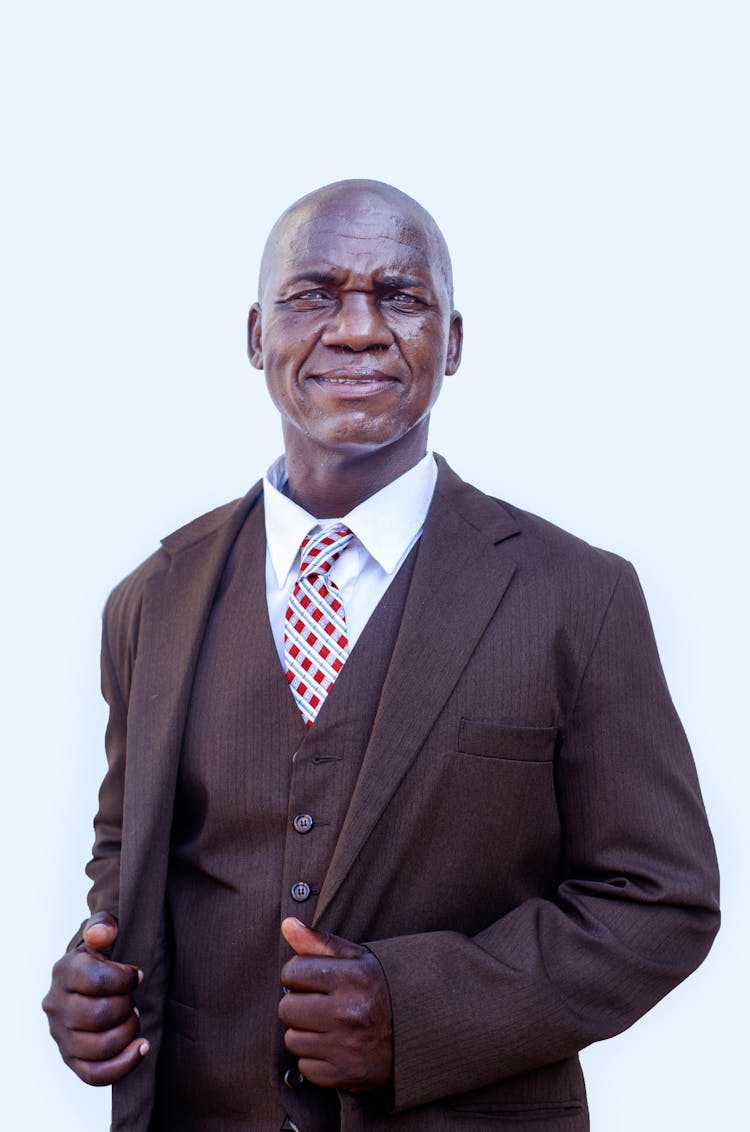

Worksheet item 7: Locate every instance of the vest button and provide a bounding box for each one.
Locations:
[284,1066,305,1088]
[290,881,311,902]
[293,813,314,834]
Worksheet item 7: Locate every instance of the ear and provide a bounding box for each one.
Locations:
[247,303,264,369]
[444,309,463,376]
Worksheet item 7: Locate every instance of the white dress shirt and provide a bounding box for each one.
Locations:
[263,452,438,665]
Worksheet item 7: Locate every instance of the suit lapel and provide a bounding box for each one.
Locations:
[314,460,521,926]
[116,483,264,960]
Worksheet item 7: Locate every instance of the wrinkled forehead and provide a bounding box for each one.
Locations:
[262,193,449,294]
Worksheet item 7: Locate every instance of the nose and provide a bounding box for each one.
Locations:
[321,292,393,352]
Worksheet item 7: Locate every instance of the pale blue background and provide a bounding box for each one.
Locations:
[2,2,747,1126]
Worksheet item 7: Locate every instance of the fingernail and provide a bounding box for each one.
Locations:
[133,1006,141,1018]
[137,969,144,984]
[139,1040,150,1056]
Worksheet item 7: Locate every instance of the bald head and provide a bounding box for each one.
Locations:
[258,179,454,306]
[246,176,464,500]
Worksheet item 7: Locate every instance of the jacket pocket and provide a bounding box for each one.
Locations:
[448,1102,583,1120]
[164,995,197,1041]
[458,719,558,762]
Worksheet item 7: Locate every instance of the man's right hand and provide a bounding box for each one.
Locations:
[42,911,150,1086]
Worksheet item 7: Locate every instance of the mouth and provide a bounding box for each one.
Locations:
[307,372,399,396]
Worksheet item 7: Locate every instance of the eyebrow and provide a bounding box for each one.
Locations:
[282,271,341,287]
[280,271,429,290]
[377,275,426,290]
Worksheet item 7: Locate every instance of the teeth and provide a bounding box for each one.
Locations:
[324,377,373,384]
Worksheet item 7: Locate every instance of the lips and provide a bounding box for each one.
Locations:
[318,376,380,384]
[308,370,398,383]
[306,370,400,397]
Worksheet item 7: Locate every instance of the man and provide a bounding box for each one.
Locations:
[43,179,719,1131]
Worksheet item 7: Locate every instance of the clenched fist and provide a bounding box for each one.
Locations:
[42,912,149,1086]
[279,917,393,1092]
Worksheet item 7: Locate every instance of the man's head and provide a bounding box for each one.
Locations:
[248,180,462,484]
[257,180,456,306]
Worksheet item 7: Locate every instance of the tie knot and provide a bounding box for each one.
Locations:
[298,525,353,578]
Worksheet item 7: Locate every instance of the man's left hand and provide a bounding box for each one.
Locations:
[279,917,393,1092]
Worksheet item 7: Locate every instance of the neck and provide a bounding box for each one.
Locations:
[283,438,427,518]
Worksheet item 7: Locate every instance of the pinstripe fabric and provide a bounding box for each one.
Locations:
[89,459,717,1132]
[154,502,420,1130]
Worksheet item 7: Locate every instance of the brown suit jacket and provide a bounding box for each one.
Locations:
[83,457,719,1130]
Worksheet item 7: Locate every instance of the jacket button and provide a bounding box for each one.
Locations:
[290,881,311,902]
[293,813,314,834]
[284,1066,305,1088]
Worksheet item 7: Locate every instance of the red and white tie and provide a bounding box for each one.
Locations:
[284,525,354,728]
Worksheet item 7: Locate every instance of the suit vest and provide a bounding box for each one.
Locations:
[152,499,418,1130]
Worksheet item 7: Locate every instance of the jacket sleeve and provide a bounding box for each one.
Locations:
[64,590,133,956]
[367,562,720,1112]
[73,569,171,1129]
[81,591,133,920]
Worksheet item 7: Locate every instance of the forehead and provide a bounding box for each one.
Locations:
[268,194,442,286]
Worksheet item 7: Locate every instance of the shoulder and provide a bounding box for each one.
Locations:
[501,496,627,577]
[434,460,654,665]
[103,482,263,634]
[435,455,629,585]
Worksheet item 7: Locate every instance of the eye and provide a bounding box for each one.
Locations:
[282,288,336,310]
[383,291,424,311]
[297,288,331,300]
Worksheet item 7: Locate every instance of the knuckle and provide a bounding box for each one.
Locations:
[87,994,127,1031]
[50,952,78,990]
[337,996,372,1029]
[86,997,110,1030]
[49,956,65,980]
[84,959,116,994]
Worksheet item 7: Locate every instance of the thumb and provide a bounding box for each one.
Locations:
[82,910,119,955]
[281,917,363,960]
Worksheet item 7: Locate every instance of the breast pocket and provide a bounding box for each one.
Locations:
[458,718,558,762]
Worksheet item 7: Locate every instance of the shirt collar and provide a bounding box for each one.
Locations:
[263,452,437,587]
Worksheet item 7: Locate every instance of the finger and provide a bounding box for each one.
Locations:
[68,1036,150,1087]
[278,990,329,1030]
[296,1055,345,1090]
[82,911,119,955]
[283,1034,386,1093]
[63,1011,140,1061]
[281,917,364,961]
[59,992,136,1034]
[283,1025,334,1058]
[61,952,141,997]
[280,954,361,994]
[296,1048,390,1093]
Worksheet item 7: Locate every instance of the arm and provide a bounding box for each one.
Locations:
[43,589,150,1084]
[365,562,719,1110]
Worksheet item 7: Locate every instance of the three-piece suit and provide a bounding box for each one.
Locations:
[80,457,719,1130]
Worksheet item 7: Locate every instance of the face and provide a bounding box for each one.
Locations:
[248,188,462,472]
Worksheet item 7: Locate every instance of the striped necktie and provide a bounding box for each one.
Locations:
[284,525,354,728]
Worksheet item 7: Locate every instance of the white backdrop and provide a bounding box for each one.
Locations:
[2,2,747,1127]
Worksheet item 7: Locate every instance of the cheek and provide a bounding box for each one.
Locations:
[398,319,448,364]
[399,317,431,345]
[262,316,319,368]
